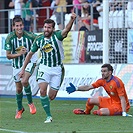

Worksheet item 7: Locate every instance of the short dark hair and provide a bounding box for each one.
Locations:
[44,19,55,28]
[12,16,24,26]
[101,63,113,72]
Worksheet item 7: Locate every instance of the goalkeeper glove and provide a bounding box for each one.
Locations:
[66,83,77,94]
[122,112,132,117]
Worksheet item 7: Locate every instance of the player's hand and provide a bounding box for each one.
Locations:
[19,69,25,78]
[15,46,27,55]
[122,112,133,117]
[66,83,77,94]
[71,13,77,20]
[20,47,27,55]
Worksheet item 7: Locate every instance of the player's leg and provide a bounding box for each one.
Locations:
[48,88,58,100]
[15,81,23,110]
[37,64,53,123]
[37,64,51,116]
[21,63,36,114]
[85,97,99,114]
[99,104,122,116]
[42,65,62,122]
[22,63,35,104]
[13,68,25,119]
[39,81,52,123]
[96,108,110,115]
[15,81,25,119]
[22,72,33,103]
[97,106,123,116]
[73,97,99,115]
[48,65,63,100]
[92,97,111,116]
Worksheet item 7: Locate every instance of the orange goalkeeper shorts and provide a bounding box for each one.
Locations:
[98,97,129,116]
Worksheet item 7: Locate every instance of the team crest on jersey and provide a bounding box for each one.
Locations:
[110,85,113,90]
[6,44,10,48]
[42,44,53,53]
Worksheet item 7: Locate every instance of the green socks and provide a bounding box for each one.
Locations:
[16,84,32,111]
[24,84,32,104]
[40,96,51,117]
[16,92,23,110]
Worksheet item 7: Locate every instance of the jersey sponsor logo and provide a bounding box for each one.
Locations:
[42,44,53,53]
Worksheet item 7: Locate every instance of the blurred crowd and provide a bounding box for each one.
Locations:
[8,0,42,32]
[8,0,133,32]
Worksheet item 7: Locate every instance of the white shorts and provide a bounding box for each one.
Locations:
[37,64,64,90]
[13,63,36,82]
[30,52,38,63]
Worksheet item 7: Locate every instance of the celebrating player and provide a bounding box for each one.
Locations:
[5,16,37,119]
[19,13,77,123]
[66,64,132,117]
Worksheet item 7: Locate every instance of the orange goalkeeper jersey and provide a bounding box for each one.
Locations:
[92,75,130,110]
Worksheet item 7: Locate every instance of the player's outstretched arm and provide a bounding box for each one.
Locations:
[66,83,94,94]
[66,83,77,94]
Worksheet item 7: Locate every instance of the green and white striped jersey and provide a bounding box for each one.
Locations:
[5,31,37,69]
[31,30,65,67]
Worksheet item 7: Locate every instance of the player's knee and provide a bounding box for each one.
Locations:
[49,94,56,100]
[99,108,110,116]
[48,88,58,100]
[16,87,23,94]
[88,98,99,105]
[40,89,47,96]
[87,98,91,105]
[21,79,28,86]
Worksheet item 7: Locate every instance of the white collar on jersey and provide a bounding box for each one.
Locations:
[17,37,23,41]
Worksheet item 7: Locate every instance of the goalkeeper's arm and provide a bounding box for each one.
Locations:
[120,96,132,117]
[77,84,94,91]
[66,83,94,94]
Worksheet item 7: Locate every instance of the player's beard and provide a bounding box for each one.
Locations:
[102,74,108,80]
[44,31,53,38]
[102,74,111,81]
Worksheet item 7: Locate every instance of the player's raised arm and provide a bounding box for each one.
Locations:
[66,83,94,94]
[61,13,77,38]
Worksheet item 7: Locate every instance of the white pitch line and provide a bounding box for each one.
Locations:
[0,100,84,106]
[1,130,132,133]
[0,100,27,104]
[73,131,133,133]
[0,128,27,133]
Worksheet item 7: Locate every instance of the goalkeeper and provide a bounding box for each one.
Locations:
[66,64,132,117]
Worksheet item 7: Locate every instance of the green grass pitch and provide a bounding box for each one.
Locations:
[0,97,133,133]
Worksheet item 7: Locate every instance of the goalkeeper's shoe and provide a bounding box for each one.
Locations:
[73,108,87,115]
[15,108,25,119]
[28,103,36,114]
[44,116,52,123]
